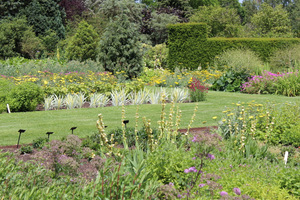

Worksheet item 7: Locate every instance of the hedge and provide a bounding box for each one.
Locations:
[167,23,300,70]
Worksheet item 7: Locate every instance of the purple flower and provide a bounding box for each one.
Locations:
[177,194,182,198]
[184,166,198,173]
[189,167,197,172]
[169,182,174,186]
[192,136,197,142]
[207,154,215,160]
[220,191,228,196]
[198,184,205,188]
[192,157,196,160]
[233,187,241,195]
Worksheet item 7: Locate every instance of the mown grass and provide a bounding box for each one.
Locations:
[0,91,299,146]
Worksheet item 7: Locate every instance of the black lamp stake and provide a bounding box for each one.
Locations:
[70,127,77,134]
[46,132,54,141]
[123,120,129,128]
[17,129,26,148]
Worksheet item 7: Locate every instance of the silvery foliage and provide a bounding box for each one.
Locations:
[111,89,130,106]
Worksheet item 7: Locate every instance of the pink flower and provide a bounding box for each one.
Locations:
[233,187,241,195]
[220,191,228,196]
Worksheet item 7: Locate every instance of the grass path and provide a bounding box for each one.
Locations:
[0,91,299,146]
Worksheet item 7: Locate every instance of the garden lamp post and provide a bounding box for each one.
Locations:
[46,132,54,142]
[17,129,26,148]
[122,120,129,128]
[70,127,77,134]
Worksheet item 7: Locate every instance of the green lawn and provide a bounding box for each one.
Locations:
[0,91,299,146]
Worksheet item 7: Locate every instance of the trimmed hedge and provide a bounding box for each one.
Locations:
[167,23,300,70]
[167,23,208,71]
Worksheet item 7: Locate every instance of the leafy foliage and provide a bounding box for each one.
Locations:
[22,0,66,38]
[250,3,293,37]
[167,22,300,69]
[66,20,99,61]
[21,27,45,59]
[213,48,264,75]
[189,5,242,37]
[211,68,250,92]
[0,79,14,113]
[6,82,44,112]
[0,18,30,58]
[98,14,143,79]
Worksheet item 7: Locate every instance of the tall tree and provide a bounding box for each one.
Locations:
[98,14,143,79]
[250,3,292,37]
[189,5,242,37]
[66,20,99,61]
[22,0,66,38]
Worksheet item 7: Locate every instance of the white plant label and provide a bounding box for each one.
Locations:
[284,151,289,165]
[7,104,11,113]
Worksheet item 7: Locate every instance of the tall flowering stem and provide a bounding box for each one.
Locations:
[96,114,112,153]
[166,101,175,141]
[158,93,166,140]
[121,104,128,150]
[134,105,140,149]
[172,106,182,143]
[143,117,155,152]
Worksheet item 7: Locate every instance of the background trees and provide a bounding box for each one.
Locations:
[0,0,299,77]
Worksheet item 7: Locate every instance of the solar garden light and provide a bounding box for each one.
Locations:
[122,120,129,128]
[46,132,54,142]
[70,127,77,134]
[17,129,26,148]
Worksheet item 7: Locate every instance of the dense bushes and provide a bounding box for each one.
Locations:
[98,14,143,79]
[66,20,99,62]
[6,82,44,112]
[167,23,300,70]
[0,79,14,113]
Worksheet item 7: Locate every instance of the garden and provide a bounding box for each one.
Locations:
[1,0,300,199]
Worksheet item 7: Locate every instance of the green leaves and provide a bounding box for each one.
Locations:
[98,14,143,79]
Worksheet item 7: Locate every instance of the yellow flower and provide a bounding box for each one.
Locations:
[212,116,217,120]
[202,121,207,124]
[249,116,254,119]
[222,119,226,122]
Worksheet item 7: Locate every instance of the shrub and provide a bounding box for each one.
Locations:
[143,43,169,69]
[188,77,208,102]
[33,137,48,149]
[211,68,250,92]
[21,27,45,59]
[241,71,300,96]
[213,48,264,75]
[270,44,300,71]
[20,145,33,154]
[0,79,14,113]
[7,82,44,112]
[98,14,143,79]
[0,18,30,58]
[66,20,99,62]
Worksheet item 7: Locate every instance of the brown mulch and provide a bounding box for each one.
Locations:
[0,126,218,151]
